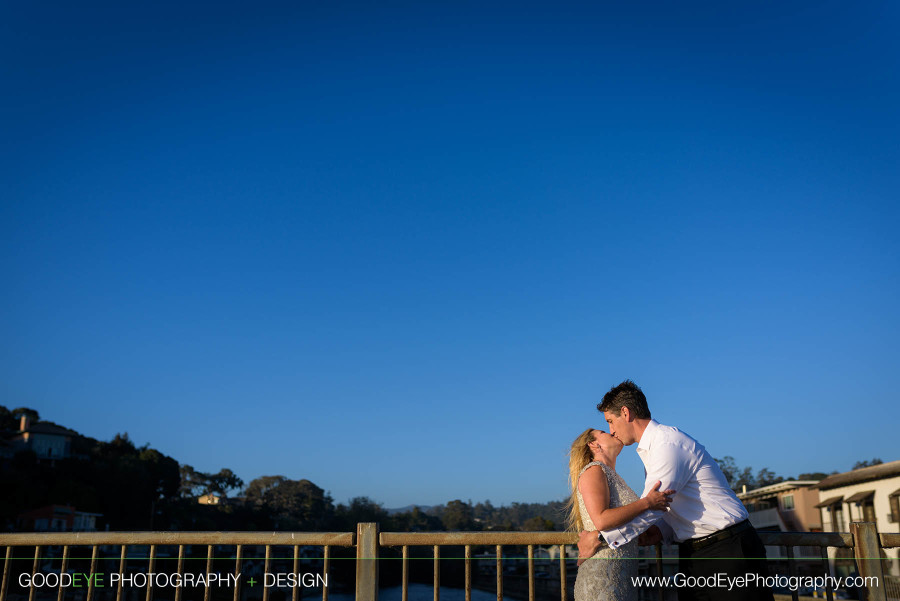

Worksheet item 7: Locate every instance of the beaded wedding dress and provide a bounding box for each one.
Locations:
[575,461,639,601]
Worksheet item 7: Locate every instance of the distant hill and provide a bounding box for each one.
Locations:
[386,504,433,515]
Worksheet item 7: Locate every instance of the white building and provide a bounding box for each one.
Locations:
[815,460,900,577]
[10,415,73,460]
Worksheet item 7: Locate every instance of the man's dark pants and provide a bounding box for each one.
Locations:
[676,523,775,601]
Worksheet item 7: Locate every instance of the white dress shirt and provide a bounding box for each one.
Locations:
[601,420,749,548]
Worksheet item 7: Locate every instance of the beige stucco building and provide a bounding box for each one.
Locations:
[815,460,900,577]
[739,480,822,532]
[738,480,822,575]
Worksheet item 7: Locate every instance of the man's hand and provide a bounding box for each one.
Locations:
[576,530,602,566]
[637,525,662,546]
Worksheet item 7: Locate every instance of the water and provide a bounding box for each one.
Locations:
[327,583,513,601]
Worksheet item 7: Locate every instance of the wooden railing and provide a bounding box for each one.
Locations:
[0,532,354,601]
[1,523,897,601]
[376,528,578,601]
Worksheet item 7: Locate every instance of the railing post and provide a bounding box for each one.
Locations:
[356,522,379,601]
[851,522,887,601]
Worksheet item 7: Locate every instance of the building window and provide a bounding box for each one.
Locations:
[782,495,795,510]
[889,494,900,523]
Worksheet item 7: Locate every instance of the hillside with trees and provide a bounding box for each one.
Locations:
[0,405,565,533]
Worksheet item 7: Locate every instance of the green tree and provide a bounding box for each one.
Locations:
[334,497,389,530]
[244,475,287,505]
[852,458,883,470]
[390,506,443,532]
[11,407,40,422]
[180,466,243,497]
[0,406,18,431]
[715,456,780,492]
[755,467,784,488]
[139,448,182,499]
[180,465,209,497]
[442,500,475,531]
[473,500,496,523]
[85,434,182,528]
[208,468,243,494]
[244,476,335,530]
[522,516,554,531]
[105,432,136,455]
[0,406,40,430]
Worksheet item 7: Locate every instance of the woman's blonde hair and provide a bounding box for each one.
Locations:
[565,428,598,532]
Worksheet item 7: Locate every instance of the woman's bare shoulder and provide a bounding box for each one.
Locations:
[577,464,609,492]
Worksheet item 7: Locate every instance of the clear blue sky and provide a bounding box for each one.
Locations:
[2,0,898,509]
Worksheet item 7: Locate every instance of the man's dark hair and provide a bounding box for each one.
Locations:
[597,380,652,419]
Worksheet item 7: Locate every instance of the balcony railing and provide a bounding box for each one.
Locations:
[2,524,898,601]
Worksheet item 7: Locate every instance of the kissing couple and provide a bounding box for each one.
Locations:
[568,380,775,601]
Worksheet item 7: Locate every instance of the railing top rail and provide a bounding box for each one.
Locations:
[381,530,856,548]
[757,531,853,548]
[0,530,861,549]
[381,532,578,546]
[881,533,900,549]
[0,532,355,547]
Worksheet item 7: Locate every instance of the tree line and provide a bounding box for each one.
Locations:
[0,406,564,532]
[713,455,882,493]
[3,406,880,533]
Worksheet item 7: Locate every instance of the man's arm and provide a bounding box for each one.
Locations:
[600,442,690,548]
[580,467,672,531]
[637,525,662,546]
[638,520,677,545]
[576,465,674,562]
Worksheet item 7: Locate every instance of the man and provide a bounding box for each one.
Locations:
[577,380,774,601]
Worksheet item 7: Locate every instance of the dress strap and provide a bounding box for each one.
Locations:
[578,460,610,478]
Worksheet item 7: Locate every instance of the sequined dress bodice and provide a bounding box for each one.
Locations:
[574,461,640,601]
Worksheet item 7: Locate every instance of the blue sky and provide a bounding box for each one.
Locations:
[2,0,898,509]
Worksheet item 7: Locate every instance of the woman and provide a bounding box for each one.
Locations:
[567,428,673,601]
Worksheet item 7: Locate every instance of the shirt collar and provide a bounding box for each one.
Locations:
[636,419,660,456]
